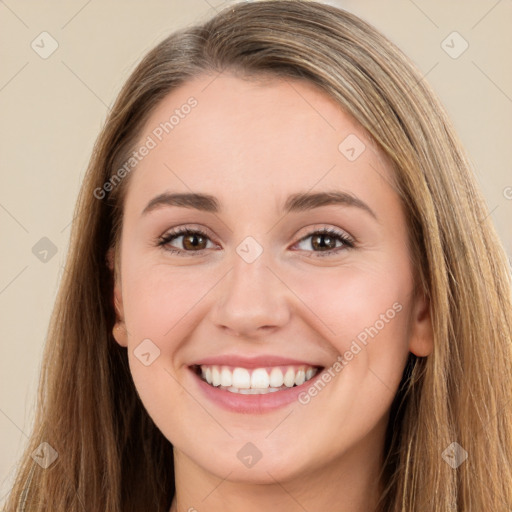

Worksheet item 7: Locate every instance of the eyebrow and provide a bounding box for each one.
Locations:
[141,190,377,219]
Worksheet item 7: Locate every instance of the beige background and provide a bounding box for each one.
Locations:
[1,0,511,506]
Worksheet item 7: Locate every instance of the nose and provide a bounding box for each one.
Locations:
[209,251,291,339]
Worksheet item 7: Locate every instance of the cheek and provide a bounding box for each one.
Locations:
[275,266,413,461]
[287,261,414,417]
[289,262,412,354]
[122,259,218,344]
[119,259,200,441]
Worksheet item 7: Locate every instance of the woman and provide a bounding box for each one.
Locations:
[5,1,512,511]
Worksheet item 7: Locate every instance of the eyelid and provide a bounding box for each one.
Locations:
[157,224,218,252]
[160,223,217,240]
[290,225,355,255]
[293,223,355,243]
[157,223,356,256]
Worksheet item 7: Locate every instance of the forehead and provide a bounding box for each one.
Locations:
[123,72,395,214]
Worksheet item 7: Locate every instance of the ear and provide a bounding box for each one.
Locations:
[408,289,434,357]
[107,247,128,348]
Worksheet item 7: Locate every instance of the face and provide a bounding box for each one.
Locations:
[111,72,433,485]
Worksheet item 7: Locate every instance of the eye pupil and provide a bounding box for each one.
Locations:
[183,234,207,250]
[312,234,336,251]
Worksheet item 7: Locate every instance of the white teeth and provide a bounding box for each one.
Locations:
[283,367,296,387]
[220,367,232,387]
[225,386,284,394]
[198,364,319,393]
[211,366,221,387]
[294,369,306,386]
[251,368,270,388]
[232,368,251,389]
[269,367,284,387]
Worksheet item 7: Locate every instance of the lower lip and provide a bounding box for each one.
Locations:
[189,367,324,413]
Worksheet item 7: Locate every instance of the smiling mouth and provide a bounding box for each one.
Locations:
[191,364,322,394]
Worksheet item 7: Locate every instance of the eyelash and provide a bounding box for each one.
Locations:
[156,225,355,258]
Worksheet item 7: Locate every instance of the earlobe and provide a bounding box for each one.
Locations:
[107,247,128,347]
[408,291,434,357]
[112,285,128,347]
[107,247,123,315]
[112,322,128,347]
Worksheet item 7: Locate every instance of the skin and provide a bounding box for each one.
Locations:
[110,72,433,512]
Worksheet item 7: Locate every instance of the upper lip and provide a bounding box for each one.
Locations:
[190,354,324,369]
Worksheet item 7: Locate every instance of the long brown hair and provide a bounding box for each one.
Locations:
[5,1,512,510]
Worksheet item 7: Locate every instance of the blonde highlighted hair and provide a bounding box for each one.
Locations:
[5,1,512,510]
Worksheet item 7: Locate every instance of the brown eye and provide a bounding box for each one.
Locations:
[294,227,354,257]
[182,232,208,250]
[158,228,215,256]
[310,233,339,251]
